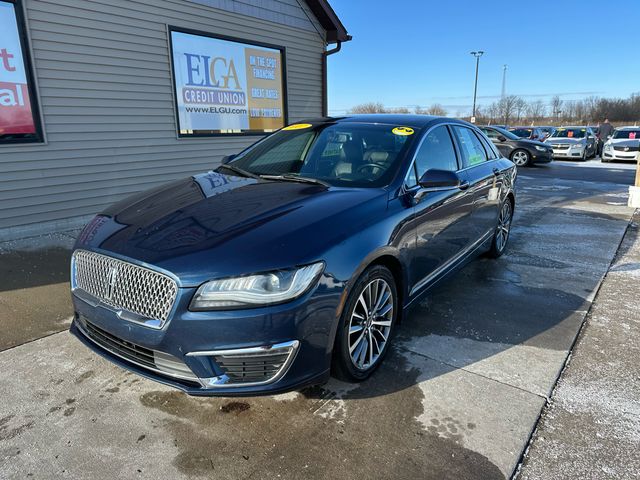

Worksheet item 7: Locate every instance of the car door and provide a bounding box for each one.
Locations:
[404,125,475,295]
[586,128,597,155]
[451,125,503,239]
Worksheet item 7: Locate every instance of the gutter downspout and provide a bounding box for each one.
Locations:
[322,40,343,117]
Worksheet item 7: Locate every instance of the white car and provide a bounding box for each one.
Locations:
[602,126,640,163]
[544,126,598,161]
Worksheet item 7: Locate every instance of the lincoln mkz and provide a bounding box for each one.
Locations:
[70,115,517,396]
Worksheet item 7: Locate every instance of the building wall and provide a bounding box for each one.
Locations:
[0,0,326,240]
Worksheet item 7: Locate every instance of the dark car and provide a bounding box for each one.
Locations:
[508,126,544,142]
[480,126,553,167]
[69,115,516,396]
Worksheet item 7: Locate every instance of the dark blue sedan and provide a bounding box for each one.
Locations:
[69,115,516,396]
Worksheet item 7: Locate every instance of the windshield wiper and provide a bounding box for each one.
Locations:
[217,164,260,179]
[259,174,329,187]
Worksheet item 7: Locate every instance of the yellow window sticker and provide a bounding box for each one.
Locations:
[282,123,313,131]
[392,126,414,136]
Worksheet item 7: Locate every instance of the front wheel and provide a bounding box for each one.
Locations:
[487,199,513,258]
[511,149,530,167]
[332,265,398,381]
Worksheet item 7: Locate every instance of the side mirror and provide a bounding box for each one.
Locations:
[221,154,236,164]
[497,135,507,142]
[418,169,463,189]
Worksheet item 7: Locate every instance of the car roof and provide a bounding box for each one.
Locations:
[510,126,537,129]
[297,114,468,130]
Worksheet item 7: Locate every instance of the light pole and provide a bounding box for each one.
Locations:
[470,51,484,122]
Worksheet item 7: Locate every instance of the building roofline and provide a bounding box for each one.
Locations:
[304,0,351,43]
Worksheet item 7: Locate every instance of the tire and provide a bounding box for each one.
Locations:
[511,149,530,167]
[487,199,513,258]
[332,265,398,382]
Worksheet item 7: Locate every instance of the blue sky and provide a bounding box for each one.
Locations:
[327,0,639,116]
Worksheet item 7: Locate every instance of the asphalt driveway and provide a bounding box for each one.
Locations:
[0,160,636,479]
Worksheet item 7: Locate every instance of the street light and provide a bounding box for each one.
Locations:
[470,51,484,123]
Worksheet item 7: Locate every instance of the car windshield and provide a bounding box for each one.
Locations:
[551,128,586,139]
[224,123,415,188]
[509,128,533,138]
[483,127,520,141]
[613,129,640,139]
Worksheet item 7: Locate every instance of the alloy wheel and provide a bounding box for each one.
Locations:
[348,278,394,370]
[512,150,529,167]
[495,201,512,253]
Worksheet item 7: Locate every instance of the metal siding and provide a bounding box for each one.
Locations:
[0,0,325,234]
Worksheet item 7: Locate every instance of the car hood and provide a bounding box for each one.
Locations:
[546,137,585,144]
[77,171,388,286]
[607,138,640,147]
[517,139,550,148]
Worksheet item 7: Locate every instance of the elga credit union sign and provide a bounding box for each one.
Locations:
[0,0,40,142]
[170,28,286,136]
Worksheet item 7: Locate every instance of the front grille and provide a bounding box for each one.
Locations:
[613,145,639,152]
[552,144,570,150]
[213,343,298,384]
[76,316,199,384]
[72,250,178,326]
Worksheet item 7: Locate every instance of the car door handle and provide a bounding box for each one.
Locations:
[458,180,470,190]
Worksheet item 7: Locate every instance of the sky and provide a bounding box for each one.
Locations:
[326,0,639,116]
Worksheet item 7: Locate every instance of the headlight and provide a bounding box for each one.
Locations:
[534,145,546,152]
[604,143,612,150]
[571,143,584,149]
[190,262,324,310]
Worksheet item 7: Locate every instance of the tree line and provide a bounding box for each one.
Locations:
[348,93,640,126]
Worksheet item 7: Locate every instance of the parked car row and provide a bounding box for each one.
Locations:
[483,123,639,164]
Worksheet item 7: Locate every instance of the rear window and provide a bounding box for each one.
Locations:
[509,128,532,137]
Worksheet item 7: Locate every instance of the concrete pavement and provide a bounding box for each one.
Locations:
[0,160,637,479]
[517,212,640,479]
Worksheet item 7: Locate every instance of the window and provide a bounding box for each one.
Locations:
[0,0,43,144]
[170,27,286,137]
[476,131,498,159]
[229,123,415,188]
[412,126,459,182]
[452,126,488,167]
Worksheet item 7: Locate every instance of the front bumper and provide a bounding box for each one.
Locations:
[531,150,553,163]
[602,150,639,162]
[70,276,340,396]
[551,146,585,159]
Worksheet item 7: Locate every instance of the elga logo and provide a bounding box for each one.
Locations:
[183,53,241,90]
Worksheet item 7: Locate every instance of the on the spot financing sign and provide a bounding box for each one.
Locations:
[0,0,38,139]
[170,29,286,136]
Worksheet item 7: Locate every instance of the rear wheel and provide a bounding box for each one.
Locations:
[487,199,513,258]
[332,265,398,381]
[511,149,530,167]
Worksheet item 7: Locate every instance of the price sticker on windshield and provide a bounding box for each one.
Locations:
[392,126,414,136]
[282,123,313,131]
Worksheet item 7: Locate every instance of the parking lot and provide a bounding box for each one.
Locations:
[0,159,637,480]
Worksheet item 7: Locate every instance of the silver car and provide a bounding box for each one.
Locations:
[544,126,598,161]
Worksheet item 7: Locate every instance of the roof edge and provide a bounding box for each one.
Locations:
[304,0,351,43]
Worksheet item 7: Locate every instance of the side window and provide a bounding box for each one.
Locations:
[452,126,488,168]
[477,130,498,159]
[413,126,459,181]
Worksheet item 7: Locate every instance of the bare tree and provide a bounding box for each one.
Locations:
[348,102,386,114]
[426,104,447,116]
[497,95,519,125]
[386,106,411,114]
[514,97,527,123]
[526,100,546,121]
[550,96,563,122]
